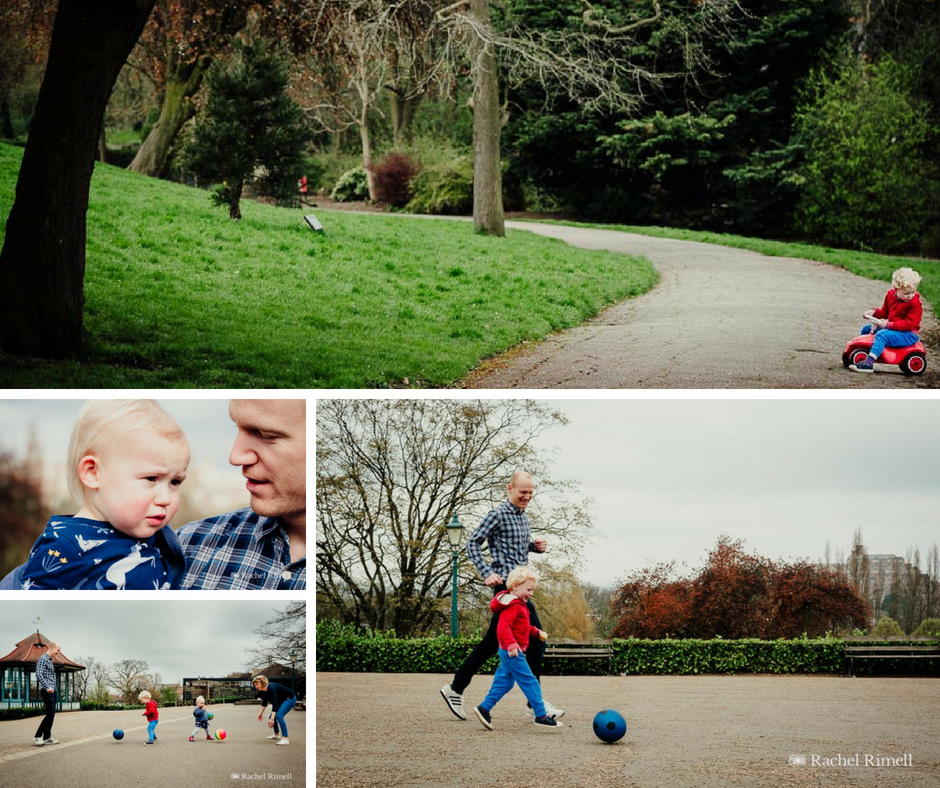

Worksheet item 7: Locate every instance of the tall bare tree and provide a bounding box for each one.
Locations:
[316,399,592,637]
[244,601,306,669]
[109,658,150,704]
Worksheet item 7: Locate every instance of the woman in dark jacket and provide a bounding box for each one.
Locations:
[253,675,296,746]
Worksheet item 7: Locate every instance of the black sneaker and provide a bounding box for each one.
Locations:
[143,740,155,746]
[850,356,875,372]
[534,715,561,731]
[474,706,494,731]
[440,683,466,720]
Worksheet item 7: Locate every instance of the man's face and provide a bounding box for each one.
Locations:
[88,431,190,539]
[507,477,535,510]
[229,400,306,527]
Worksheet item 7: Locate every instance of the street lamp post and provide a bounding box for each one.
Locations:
[445,514,465,638]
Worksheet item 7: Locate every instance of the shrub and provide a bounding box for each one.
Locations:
[871,616,905,637]
[370,153,420,207]
[912,618,940,637]
[331,166,370,202]
[406,157,473,215]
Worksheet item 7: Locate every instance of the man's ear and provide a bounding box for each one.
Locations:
[77,454,102,490]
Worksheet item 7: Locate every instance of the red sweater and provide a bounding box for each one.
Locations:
[873,289,922,332]
[144,699,159,721]
[491,591,541,653]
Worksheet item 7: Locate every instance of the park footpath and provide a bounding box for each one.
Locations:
[317,672,940,788]
[0,703,305,788]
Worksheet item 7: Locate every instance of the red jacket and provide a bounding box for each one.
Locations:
[873,289,922,332]
[491,591,541,653]
[144,699,159,721]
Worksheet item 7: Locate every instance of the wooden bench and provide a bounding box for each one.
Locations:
[544,639,613,662]
[843,638,940,677]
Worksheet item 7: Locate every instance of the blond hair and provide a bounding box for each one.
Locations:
[138,691,152,701]
[195,695,205,705]
[252,675,269,688]
[67,400,186,502]
[505,566,538,590]
[892,267,921,291]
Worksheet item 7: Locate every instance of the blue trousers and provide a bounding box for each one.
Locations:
[147,719,158,742]
[480,648,546,718]
[860,324,918,359]
[274,698,295,737]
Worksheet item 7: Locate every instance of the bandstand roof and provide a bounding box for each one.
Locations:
[0,632,85,672]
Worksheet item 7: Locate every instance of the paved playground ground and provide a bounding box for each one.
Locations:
[317,672,939,788]
[0,703,305,788]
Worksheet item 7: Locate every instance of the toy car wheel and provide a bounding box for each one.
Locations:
[841,352,851,368]
[848,349,870,367]
[900,352,926,376]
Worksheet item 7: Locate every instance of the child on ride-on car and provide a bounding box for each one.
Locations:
[850,267,922,373]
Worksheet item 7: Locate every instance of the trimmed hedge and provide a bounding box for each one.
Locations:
[316,622,855,675]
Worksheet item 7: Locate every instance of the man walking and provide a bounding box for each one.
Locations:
[440,471,564,721]
[33,642,61,746]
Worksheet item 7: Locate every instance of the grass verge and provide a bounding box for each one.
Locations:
[0,143,656,388]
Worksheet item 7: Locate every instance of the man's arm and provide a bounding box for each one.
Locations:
[465,510,502,580]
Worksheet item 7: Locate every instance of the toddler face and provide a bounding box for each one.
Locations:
[895,286,916,302]
[512,578,538,603]
[90,430,190,539]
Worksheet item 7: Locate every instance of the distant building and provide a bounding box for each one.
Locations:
[0,631,85,711]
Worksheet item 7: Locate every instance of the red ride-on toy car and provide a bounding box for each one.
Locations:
[842,333,927,375]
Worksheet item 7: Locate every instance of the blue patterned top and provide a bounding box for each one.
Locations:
[22,516,183,590]
[174,508,306,590]
[35,653,56,692]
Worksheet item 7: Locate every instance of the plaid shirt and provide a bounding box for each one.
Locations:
[36,653,56,692]
[466,499,539,580]
[174,508,306,590]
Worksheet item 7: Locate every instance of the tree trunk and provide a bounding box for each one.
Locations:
[359,102,376,201]
[469,0,504,236]
[0,89,14,139]
[389,90,420,147]
[229,179,243,220]
[0,0,155,357]
[128,58,206,177]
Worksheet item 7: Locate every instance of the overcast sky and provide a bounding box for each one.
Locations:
[521,398,940,587]
[0,600,301,683]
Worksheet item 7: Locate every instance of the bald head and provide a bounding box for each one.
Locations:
[507,471,534,510]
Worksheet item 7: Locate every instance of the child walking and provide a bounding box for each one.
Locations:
[473,567,561,732]
[21,400,188,590]
[140,691,158,745]
[850,267,923,373]
[190,695,213,741]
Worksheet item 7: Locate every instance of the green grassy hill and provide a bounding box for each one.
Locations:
[0,142,656,388]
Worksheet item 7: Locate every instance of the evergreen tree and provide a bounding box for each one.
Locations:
[185,36,309,220]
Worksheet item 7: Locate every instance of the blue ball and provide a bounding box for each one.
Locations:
[592,709,626,743]
[113,729,124,740]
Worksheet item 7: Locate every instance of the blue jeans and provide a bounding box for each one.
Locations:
[147,719,158,742]
[274,698,295,737]
[480,648,546,718]
[860,324,918,359]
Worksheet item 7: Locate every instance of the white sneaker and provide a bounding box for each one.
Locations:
[276,738,290,745]
[527,699,566,720]
[266,733,281,739]
[440,683,466,721]
[33,737,45,746]
[43,738,60,745]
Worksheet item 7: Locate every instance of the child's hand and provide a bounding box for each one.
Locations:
[870,317,888,328]
[539,629,548,641]
[863,309,875,320]
[508,645,520,657]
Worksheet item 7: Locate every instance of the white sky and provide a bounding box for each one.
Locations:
[523,398,940,587]
[0,600,302,683]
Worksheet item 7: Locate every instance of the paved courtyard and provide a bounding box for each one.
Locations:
[0,703,305,788]
[317,672,939,788]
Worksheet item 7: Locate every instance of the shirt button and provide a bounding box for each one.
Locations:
[281,570,292,581]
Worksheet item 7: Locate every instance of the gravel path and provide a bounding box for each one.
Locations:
[460,223,938,389]
[316,672,940,788]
